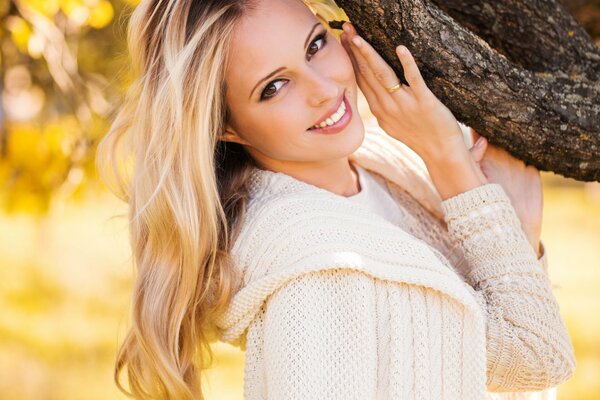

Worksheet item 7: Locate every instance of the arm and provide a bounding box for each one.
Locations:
[441,183,576,391]
[262,269,378,400]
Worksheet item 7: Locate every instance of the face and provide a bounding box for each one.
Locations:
[222,0,364,173]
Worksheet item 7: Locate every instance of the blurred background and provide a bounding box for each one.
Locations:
[0,0,598,399]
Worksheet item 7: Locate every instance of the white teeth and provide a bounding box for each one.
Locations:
[312,100,346,129]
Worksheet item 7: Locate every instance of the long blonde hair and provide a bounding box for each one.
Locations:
[95,0,347,398]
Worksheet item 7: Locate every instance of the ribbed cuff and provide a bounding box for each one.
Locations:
[440,183,509,220]
[439,182,546,286]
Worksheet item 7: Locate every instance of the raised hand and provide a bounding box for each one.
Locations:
[340,22,466,164]
[340,22,488,200]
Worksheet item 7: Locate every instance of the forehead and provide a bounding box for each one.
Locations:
[226,0,320,93]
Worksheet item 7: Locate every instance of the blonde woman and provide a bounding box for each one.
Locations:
[96,0,576,399]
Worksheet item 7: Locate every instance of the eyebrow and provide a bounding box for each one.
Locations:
[249,22,323,100]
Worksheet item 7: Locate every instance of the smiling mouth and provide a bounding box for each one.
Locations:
[308,91,347,130]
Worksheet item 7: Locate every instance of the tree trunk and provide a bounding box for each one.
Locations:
[334,0,600,182]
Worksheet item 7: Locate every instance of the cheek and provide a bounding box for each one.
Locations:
[246,105,310,152]
[263,104,311,138]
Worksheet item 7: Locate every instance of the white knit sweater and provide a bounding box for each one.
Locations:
[212,126,576,399]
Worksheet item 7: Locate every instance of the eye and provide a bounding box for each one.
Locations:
[260,79,288,100]
[259,30,329,101]
[307,31,327,58]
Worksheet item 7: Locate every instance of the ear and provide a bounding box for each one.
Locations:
[220,125,251,146]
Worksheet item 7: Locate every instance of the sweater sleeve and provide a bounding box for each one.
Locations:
[440,183,576,392]
[261,269,378,400]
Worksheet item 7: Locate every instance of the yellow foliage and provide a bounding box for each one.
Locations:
[43,118,78,157]
[88,0,113,29]
[59,0,84,17]
[7,125,44,170]
[0,0,10,17]
[23,0,60,16]
[0,162,9,187]
[5,15,31,54]
[2,117,84,214]
[59,0,113,29]
[9,189,47,214]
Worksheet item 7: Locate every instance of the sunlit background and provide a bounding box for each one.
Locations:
[1,0,599,399]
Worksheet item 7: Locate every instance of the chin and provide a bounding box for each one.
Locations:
[347,118,366,153]
[332,117,365,159]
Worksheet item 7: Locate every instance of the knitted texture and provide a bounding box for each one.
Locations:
[212,126,575,399]
[440,184,576,392]
[350,165,567,400]
[363,166,550,279]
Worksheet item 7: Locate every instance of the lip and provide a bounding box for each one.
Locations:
[309,91,346,129]
[307,92,352,135]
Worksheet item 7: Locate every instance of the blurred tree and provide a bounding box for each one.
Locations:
[561,0,600,42]
[0,0,137,216]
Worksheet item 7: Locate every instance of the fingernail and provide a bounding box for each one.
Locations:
[352,36,362,47]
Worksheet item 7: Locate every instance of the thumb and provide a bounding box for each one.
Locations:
[468,135,488,163]
[469,127,480,145]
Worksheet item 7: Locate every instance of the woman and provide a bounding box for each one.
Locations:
[96,0,576,399]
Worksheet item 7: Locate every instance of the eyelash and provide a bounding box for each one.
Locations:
[259,30,328,101]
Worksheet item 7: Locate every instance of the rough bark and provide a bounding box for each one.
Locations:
[335,0,600,182]
[433,0,600,79]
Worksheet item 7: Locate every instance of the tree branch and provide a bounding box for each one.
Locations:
[335,0,600,181]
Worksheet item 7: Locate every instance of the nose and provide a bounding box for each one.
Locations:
[305,69,340,108]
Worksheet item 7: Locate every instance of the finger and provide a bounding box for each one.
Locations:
[468,134,488,163]
[469,127,481,147]
[343,24,407,104]
[341,32,375,97]
[346,35,390,105]
[350,37,414,110]
[352,36,398,89]
[341,32,384,113]
[396,45,429,100]
[341,32,380,110]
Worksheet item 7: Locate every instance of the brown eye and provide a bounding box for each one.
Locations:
[263,84,277,97]
[260,79,288,100]
[307,33,327,58]
[258,31,328,102]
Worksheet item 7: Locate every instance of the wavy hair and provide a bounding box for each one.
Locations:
[95,0,347,398]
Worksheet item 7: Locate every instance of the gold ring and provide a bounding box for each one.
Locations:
[386,83,402,93]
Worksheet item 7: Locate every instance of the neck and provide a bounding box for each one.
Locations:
[258,158,361,197]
